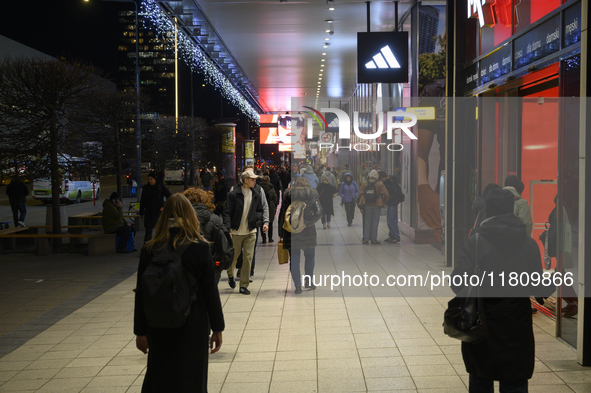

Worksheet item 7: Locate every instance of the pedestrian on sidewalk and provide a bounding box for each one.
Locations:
[358,170,389,245]
[6,175,28,227]
[140,171,171,243]
[134,193,224,392]
[380,171,404,243]
[317,177,337,229]
[259,175,278,243]
[338,172,358,226]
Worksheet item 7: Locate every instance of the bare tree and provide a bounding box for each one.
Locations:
[151,116,206,189]
[0,57,107,245]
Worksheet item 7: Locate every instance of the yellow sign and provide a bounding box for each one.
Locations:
[220,126,235,153]
[245,141,254,159]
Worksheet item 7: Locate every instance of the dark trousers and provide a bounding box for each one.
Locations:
[344,202,355,224]
[11,204,26,226]
[144,227,153,244]
[236,229,258,275]
[469,374,528,393]
[115,225,136,251]
[261,221,274,241]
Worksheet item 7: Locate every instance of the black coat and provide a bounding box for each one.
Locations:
[278,186,319,250]
[269,173,283,199]
[222,185,264,232]
[134,231,224,392]
[140,183,171,229]
[259,180,278,221]
[316,182,337,217]
[452,214,552,382]
[6,179,28,205]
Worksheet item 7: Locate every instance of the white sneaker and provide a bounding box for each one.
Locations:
[17,221,26,228]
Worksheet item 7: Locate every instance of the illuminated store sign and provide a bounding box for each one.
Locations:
[357,32,409,84]
[468,0,512,28]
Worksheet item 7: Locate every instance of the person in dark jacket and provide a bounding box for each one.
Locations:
[451,188,552,392]
[259,176,278,243]
[183,187,232,284]
[358,170,389,245]
[223,171,266,294]
[6,176,29,227]
[200,168,213,191]
[140,172,171,243]
[213,171,228,216]
[316,177,338,229]
[268,168,283,202]
[380,171,404,243]
[134,193,224,392]
[278,166,290,191]
[469,183,502,237]
[102,192,136,253]
[338,172,359,226]
[278,177,322,294]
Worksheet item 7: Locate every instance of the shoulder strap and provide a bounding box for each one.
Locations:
[474,233,480,274]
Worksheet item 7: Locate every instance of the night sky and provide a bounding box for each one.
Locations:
[1,0,128,77]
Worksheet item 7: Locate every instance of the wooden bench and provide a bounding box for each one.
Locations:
[0,233,116,256]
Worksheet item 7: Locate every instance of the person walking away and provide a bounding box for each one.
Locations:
[503,175,533,237]
[278,177,322,294]
[269,168,283,203]
[451,188,553,393]
[358,170,389,245]
[134,193,224,392]
[380,171,404,243]
[259,176,278,243]
[303,165,319,189]
[339,172,359,226]
[6,175,28,227]
[320,167,337,188]
[317,177,338,229]
[223,171,266,294]
[183,187,233,284]
[140,171,171,243]
[103,192,136,253]
[213,171,228,216]
[469,183,502,237]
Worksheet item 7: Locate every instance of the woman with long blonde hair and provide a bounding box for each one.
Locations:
[134,193,225,392]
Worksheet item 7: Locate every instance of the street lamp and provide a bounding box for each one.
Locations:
[85,0,142,196]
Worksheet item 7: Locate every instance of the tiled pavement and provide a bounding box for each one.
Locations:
[0,205,589,392]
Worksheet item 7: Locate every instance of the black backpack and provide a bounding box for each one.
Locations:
[139,243,196,329]
[363,182,378,204]
[211,222,234,273]
[385,177,405,205]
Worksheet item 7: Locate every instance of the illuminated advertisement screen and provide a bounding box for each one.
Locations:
[260,114,279,144]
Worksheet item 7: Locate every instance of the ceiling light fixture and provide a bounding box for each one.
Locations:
[324,38,330,41]
[322,52,327,55]
[325,19,333,23]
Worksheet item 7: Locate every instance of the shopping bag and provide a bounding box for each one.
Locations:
[277,240,289,265]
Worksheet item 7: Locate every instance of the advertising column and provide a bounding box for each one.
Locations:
[218,123,236,187]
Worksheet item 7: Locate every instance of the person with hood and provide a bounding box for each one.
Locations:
[303,165,319,189]
[320,167,337,188]
[134,193,224,392]
[183,187,232,284]
[140,171,172,243]
[258,175,278,243]
[451,188,552,393]
[103,192,136,253]
[503,175,533,237]
[278,177,322,294]
[317,177,338,229]
[339,172,359,226]
[6,175,29,227]
[358,170,389,245]
[213,171,228,216]
[469,183,502,237]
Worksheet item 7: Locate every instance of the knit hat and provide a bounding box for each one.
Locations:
[147,171,157,180]
[504,175,524,195]
[482,183,502,198]
[109,192,120,201]
[369,170,379,179]
[485,189,515,217]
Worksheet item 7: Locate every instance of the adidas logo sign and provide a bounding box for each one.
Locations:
[365,45,401,69]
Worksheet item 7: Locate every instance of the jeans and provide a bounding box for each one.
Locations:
[469,374,528,393]
[343,202,355,224]
[320,214,331,224]
[11,204,26,226]
[363,206,381,242]
[386,205,400,240]
[289,248,315,288]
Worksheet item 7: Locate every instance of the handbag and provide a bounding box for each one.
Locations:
[277,240,289,265]
[443,234,488,343]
